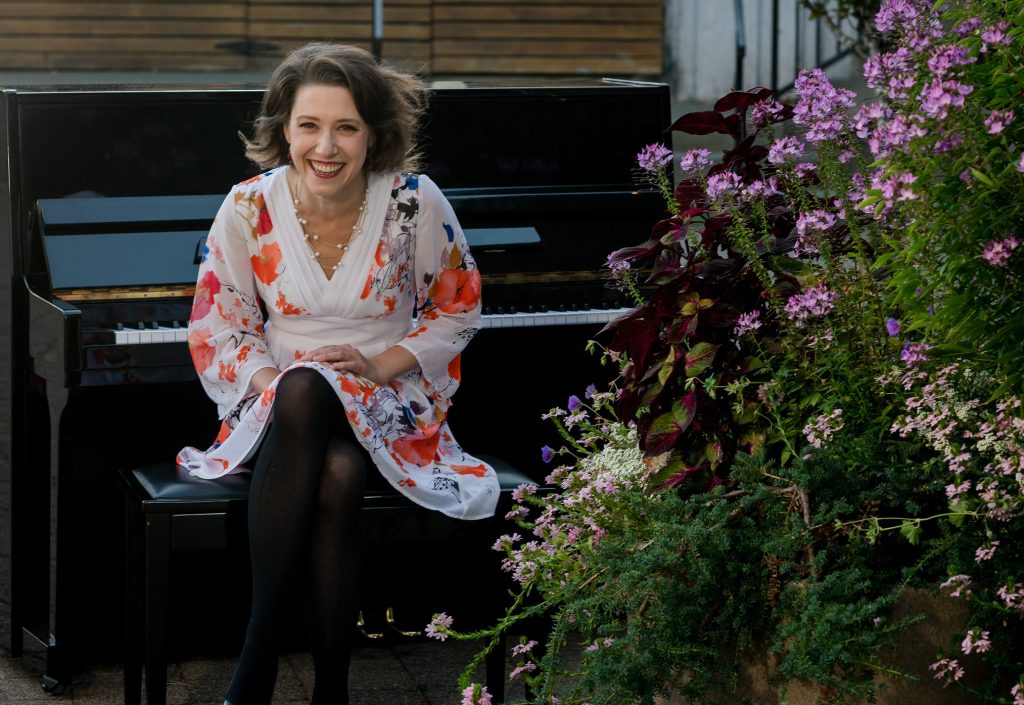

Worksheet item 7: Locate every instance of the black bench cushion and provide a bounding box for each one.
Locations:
[130,454,535,506]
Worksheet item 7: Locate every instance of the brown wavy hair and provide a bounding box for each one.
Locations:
[243,43,426,173]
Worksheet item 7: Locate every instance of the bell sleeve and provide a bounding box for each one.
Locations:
[187,186,279,419]
[395,174,482,399]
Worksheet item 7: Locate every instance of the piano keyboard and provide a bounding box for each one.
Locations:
[106,307,633,344]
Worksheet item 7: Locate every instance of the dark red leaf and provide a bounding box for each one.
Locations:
[713,88,774,113]
[670,110,732,136]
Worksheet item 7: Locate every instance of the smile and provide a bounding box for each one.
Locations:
[309,160,343,177]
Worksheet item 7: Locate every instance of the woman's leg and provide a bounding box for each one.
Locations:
[306,434,367,705]
[226,367,350,705]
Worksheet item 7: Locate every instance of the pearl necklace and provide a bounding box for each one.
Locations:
[292,170,371,273]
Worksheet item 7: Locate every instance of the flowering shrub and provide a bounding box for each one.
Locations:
[434,2,1024,703]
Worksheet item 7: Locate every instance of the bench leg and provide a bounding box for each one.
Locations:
[124,497,144,705]
[145,513,172,705]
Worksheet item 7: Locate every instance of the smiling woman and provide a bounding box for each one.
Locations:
[176,43,499,705]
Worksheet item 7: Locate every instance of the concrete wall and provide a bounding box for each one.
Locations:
[665,0,862,104]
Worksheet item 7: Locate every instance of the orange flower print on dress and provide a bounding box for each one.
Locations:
[393,422,442,467]
[251,241,283,285]
[260,386,276,408]
[257,199,273,236]
[275,290,307,316]
[237,344,253,365]
[453,464,488,478]
[447,354,461,382]
[188,327,216,373]
[218,360,237,383]
[431,268,481,314]
[191,270,220,320]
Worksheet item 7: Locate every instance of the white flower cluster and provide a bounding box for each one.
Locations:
[581,425,646,484]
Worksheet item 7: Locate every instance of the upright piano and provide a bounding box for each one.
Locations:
[1,79,670,686]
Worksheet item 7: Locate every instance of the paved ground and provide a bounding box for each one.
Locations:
[1,634,531,705]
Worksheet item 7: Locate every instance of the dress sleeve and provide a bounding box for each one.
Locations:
[395,174,482,399]
[188,186,279,418]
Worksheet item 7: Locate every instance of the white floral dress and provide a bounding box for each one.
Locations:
[177,167,499,520]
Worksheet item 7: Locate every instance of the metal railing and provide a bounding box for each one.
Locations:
[734,0,859,97]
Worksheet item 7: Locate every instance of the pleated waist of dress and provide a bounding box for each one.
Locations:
[266,315,414,361]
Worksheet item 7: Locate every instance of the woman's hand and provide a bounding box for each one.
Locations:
[300,344,419,386]
[302,344,382,382]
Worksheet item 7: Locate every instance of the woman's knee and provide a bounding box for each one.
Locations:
[318,437,368,512]
[273,368,337,417]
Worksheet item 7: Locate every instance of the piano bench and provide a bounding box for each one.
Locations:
[119,456,531,705]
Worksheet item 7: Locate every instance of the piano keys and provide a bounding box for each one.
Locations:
[3,79,671,686]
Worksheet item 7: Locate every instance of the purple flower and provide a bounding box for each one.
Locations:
[982,236,1021,266]
[679,148,711,172]
[585,383,597,399]
[636,143,673,173]
[705,171,743,200]
[567,394,582,411]
[767,136,804,164]
[954,17,982,37]
[1018,153,1024,173]
[792,68,857,143]
[927,44,974,77]
[425,612,453,641]
[900,341,932,366]
[784,284,837,327]
[981,21,1012,51]
[735,310,762,337]
[984,109,1015,135]
[751,99,785,128]
[794,210,836,255]
[918,77,973,120]
[886,318,901,336]
[540,445,554,463]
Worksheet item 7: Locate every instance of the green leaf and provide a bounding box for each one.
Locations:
[970,167,994,187]
[685,342,719,378]
[899,520,922,545]
[657,346,677,386]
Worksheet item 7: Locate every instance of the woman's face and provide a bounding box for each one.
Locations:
[283,83,373,204]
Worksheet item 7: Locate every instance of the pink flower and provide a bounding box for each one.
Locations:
[425,612,453,640]
[1017,152,1024,173]
[735,310,762,336]
[981,21,1012,51]
[803,409,845,449]
[1012,683,1024,705]
[680,148,711,172]
[751,99,785,128]
[961,629,992,655]
[929,657,966,686]
[975,541,999,562]
[982,236,1021,266]
[511,640,538,656]
[984,109,1015,135]
[705,171,743,200]
[462,684,493,705]
[636,143,673,173]
[940,574,972,598]
[900,342,932,367]
[784,284,837,327]
[768,136,804,164]
[509,664,540,680]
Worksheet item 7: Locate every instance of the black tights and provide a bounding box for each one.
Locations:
[226,367,366,705]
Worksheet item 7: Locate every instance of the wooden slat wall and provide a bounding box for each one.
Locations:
[0,1,249,71]
[432,0,663,76]
[246,0,431,73]
[0,0,663,77]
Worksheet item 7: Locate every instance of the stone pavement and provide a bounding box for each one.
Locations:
[0,634,528,705]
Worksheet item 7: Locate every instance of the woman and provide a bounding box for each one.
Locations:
[177,43,499,705]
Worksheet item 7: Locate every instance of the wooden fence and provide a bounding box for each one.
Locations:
[0,0,662,76]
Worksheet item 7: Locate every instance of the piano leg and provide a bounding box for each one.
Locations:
[19,376,73,691]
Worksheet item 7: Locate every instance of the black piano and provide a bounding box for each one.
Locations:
[1,79,670,687]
